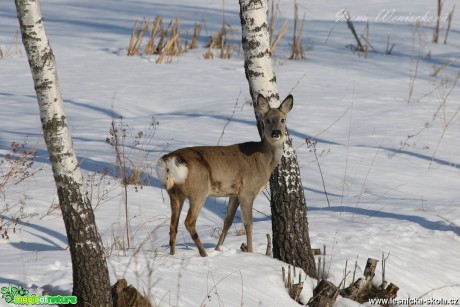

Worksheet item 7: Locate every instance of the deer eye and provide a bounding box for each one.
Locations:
[281,118,285,123]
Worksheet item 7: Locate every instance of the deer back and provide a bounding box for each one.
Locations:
[156,94,293,198]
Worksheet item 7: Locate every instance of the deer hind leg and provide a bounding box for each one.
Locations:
[239,194,255,253]
[215,196,239,251]
[184,193,208,257]
[168,189,186,255]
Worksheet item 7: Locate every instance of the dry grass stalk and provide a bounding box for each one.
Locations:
[145,16,162,55]
[128,16,187,63]
[127,15,240,62]
[431,58,457,77]
[282,265,304,303]
[127,168,142,185]
[155,27,167,54]
[433,0,443,43]
[1,141,40,240]
[156,19,173,55]
[105,117,159,248]
[407,21,424,103]
[220,33,233,59]
[270,21,288,55]
[444,4,455,45]
[0,31,22,59]
[268,1,282,50]
[364,21,369,58]
[168,18,182,56]
[429,70,460,167]
[128,20,149,56]
[203,27,233,59]
[385,36,395,55]
[189,22,201,49]
[203,45,214,59]
[1,141,40,196]
[156,32,180,64]
[268,0,288,56]
[269,0,276,46]
[289,0,306,60]
[203,33,217,59]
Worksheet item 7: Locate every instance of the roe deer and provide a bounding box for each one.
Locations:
[156,94,293,256]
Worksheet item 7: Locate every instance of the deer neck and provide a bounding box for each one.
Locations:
[260,137,284,169]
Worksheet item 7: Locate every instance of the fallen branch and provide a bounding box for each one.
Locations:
[345,10,364,52]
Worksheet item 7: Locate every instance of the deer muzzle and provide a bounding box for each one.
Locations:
[271,130,282,139]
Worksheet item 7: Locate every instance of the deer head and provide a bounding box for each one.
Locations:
[255,94,293,145]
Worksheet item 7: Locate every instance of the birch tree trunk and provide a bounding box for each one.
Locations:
[239,0,317,278]
[15,0,113,305]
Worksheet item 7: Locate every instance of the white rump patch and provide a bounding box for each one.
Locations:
[155,159,169,187]
[155,156,188,189]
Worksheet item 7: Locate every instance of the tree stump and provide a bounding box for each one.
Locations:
[341,257,399,305]
[363,258,379,280]
[345,258,378,302]
[111,279,152,307]
[377,283,399,307]
[308,279,339,307]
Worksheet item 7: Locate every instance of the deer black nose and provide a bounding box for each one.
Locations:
[272,130,281,139]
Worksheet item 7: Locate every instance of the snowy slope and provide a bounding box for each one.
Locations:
[1,0,460,306]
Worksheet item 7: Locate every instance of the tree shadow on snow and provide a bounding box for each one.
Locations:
[309,205,460,236]
[1,215,68,251]
[0,277,71,297]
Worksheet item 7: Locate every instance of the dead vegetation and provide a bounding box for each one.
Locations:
[268,0,288,56]
[341,10,399,57]
[0,31,21,59]
[127,17,187,63]
[127,15,237,62]
[307,256,398,306]
[126,0,310,63]
[279,244,399,306]
[106,116,159,249]
[203,24,235,60]
[289,0,306,60]
[0,140,40,239]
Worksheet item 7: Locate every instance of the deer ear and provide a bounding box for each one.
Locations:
[279,95,293,114]
[256,94,271,115]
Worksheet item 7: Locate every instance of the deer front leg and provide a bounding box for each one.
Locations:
[168,191,185,255]
[185,194,208,257]
[239,195,255,253]
[215,196,239,251]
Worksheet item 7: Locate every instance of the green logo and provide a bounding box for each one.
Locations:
[1,284,29,303]
[1,284,77,305]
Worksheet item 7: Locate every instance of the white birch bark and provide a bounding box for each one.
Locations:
[240,0,317,278]
[240,0,279,104]
[15,0,112,304]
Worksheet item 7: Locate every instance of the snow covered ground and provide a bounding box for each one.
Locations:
[1,0,460,306]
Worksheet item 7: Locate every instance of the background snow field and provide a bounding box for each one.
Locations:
[1,0,460,306]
